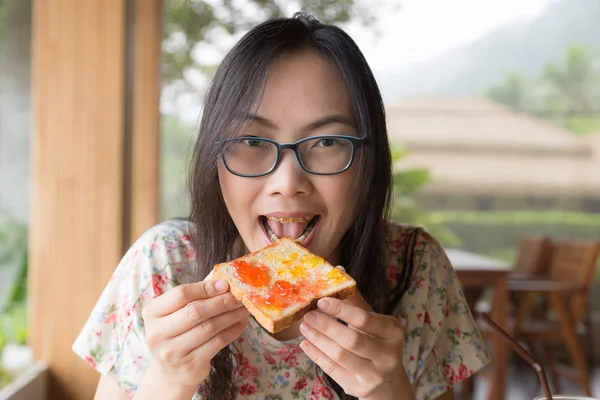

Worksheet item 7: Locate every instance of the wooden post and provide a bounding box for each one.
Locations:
[29,0,161,398]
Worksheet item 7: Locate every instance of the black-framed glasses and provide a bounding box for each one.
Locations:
[218,135,366,177]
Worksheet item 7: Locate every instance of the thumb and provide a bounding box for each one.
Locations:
[335,265,346,273]
[343,292,374,313]
[333,266,373,311]
[204,270,216,281]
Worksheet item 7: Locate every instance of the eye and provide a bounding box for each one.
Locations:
[241,138,264,147]
[315,138,339,147]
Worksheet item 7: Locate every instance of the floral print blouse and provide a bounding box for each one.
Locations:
[72,219,490,400]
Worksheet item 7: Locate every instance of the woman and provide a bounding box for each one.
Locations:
[73,13,490,400]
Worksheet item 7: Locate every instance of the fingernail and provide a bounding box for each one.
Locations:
[300,322,312,336]
[214,279,228,291]
[317,298,331,310]
[335,265,346,273]
[299,340,310,351]
[304,312,318,324]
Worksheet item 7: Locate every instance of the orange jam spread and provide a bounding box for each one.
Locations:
[231,259,270,287]
[305,277,329,296]
[252,280,307,310]
[325,268,347,285]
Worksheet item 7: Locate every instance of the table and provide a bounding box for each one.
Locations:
[446,249,513,400]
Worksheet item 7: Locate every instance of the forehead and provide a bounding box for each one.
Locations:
[256,50,353,123]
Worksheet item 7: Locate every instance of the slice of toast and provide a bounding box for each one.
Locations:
[213,238,357,333]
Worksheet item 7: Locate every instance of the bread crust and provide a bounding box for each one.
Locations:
[213,239,357,333]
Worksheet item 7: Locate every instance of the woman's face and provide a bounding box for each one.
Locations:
[217,50,361,265]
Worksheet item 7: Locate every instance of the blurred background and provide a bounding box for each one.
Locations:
[0,0,599,399]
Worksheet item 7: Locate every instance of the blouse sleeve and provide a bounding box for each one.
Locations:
[71,220,196,397]
[390,227,491,400]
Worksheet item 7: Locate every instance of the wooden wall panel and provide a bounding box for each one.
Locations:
[30,1,127,398]
[30,0,161,398]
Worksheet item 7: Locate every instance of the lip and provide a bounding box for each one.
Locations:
[259,214,321,248]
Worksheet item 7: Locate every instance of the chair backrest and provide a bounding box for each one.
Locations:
[514,235,552,275]
[547,240,600,322]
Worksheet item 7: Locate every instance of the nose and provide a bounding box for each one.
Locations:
[264,149,312,197]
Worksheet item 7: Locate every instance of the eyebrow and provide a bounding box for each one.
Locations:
[243,113,356,131]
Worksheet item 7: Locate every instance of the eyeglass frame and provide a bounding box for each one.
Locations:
[217,135,367,178]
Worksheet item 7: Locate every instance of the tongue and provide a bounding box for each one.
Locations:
[266,219,310,239]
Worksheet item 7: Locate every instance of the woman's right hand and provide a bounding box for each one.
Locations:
[141,275,249,391]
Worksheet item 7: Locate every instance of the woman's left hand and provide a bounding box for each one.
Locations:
[299,293,413,400]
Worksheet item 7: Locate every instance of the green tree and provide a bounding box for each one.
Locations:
[486,72,532,110]
[540,45,600,133]
[485,45,600,134]
[541,45,599,112]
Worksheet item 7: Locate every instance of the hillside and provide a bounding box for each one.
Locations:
[376,0,600,103]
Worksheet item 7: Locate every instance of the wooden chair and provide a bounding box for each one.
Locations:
[512,235,553,277]
[507,236,553,319]
[461,236,552,398]
[470,235,552,316]
[509,239,600,396]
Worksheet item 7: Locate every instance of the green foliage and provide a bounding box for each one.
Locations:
[0,216,27,309]
[429,210,600,255]
[389,145,461,247]
[0,366,13,390]
[160,114,196,220]
[485,45,600,134]
[163,0,400,90]
[541,45,599,112]
[486,73,532,110]
[0,303,26,347]
[0,214,29,386]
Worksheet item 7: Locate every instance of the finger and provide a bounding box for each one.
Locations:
[317,297,403,340]
[144,279,230,318]
[335,265,346,273]
[169,307,249,356]
[299,339,355,388]
[187,318,249,362]
[342,292,373,312]
[302,310,381,360]
[160,292,245,338]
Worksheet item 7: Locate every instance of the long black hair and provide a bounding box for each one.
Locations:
[188,12,413,399]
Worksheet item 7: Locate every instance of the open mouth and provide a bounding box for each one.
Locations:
[260,215,320,244]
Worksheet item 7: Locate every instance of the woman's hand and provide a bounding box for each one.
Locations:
[299,292,412,400]
[141,274,249,391]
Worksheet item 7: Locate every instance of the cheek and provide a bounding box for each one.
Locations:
[217,165,259,224]
[318,172,359,223]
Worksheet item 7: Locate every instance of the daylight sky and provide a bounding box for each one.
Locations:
[344,0,554,72]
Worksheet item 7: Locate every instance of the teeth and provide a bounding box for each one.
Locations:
[266,215,314,223]
[264,221,280,242]
[294,233,307,243]
[263,216,317,243]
